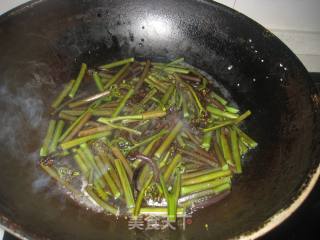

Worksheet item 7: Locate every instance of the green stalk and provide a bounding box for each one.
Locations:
[201,131,212,151]
[220,129,233,166]
[97,110,166,123]
[181,177,231,196]
[230,127,242,173]
[58,112,77,121]
[159,170,181,221]
[93,71,104,92]
[167,170,181,221]
[101,121,141,135]
[40,120,56,157]
[226,106,240,113]
[112,88,134,117]
[202,110,251,133]
[182,168,220,180]
[160,84,174,106]
[182,169,232,185]
[148,75,169,89]
[51,80,75,109]
[239,138,249,155]
[213,138,228,170]
[164,66,190,74]
[159,148,172,168]
[93,180,109,200]
[61,109,113,117]
[78,126,111,137]
[68,90,110,108]
[185,83,205,115]
[63,110,92,142]
[138,88,157,106]
[144,78,166,93]
[59,109,91,142]
[234,126,258,148]
[177,148,217,167]
[86,186,118,215]
[163,154,182,182]
[73,153,89,174]
[98,151,122,190]
[177,135,186,149]
[182,95,190,118]
[210,92,228,105]
[100,58,134,69]
[69,63,87,98]
[179,183,231,208]
[134,60,150,91]
[179,189,216,204]
[114,158,135,209]
[61,131,111,150]
[130,133,167,168]
[151,97,166,111]
[94,155,121,199]
[207,105,239,119]
[104,63,130,90]
[154,121,183,159]
[111,146,133,180]
[133,174,153,217]
[78,144,107,189]
[49,120,65,153]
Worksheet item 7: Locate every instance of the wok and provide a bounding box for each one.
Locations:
[0,0,319,239]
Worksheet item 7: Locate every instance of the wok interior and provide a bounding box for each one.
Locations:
[0,0,318,239]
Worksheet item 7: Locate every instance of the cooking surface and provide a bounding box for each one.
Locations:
[2,73,319,240]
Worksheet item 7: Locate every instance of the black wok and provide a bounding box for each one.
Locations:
[0,0,319,239]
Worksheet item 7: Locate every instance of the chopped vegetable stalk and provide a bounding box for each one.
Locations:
[51,80,75,109]
[40,120,56,157]
[230,127,242,173]
[73,153,89,174]
[201,131,212,151]
[213,138,228,170]
[182,169,232,185]
[154,121,183,159]
[111,146,133,180]
[94,155,121,198]
[207,105,239,119]
[61,131,111,150]
[104,63,131,90]
[163,154,182,181]
[220,129,234,166]
[69,63,87,98]
[133,174,153,217]
[210,92,228,105]
[86,186,118,215]
[49,120,65,153]
[100,57,134,69]
[93,71,104,92]
[114,158,135,209]
[112,88,134,117]
[98,110,166,123]
[181,177,231,196]
[234,126,258,148]
[68,90,110,108]
[63,110,92,142]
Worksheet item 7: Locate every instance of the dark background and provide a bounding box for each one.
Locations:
[3,73,320,240]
